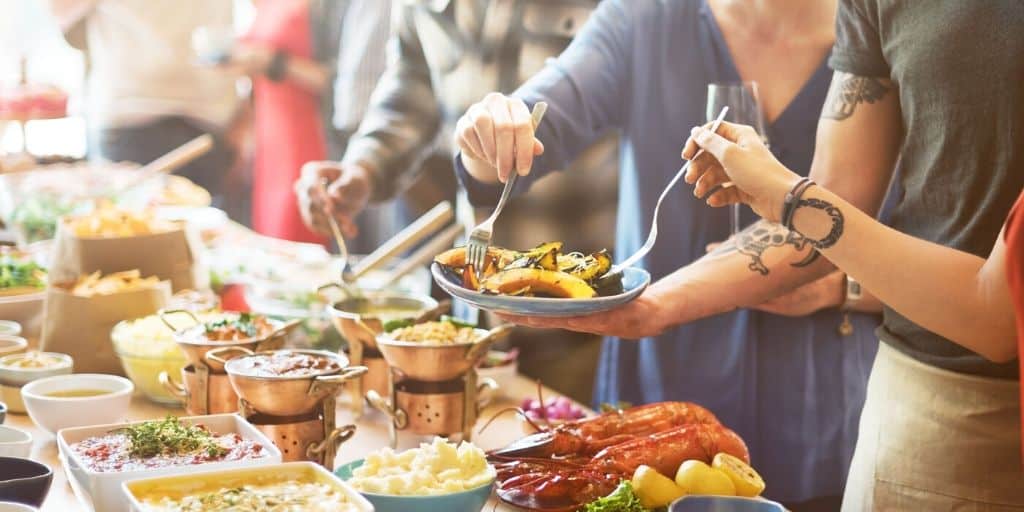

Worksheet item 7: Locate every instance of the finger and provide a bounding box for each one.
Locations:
[487,99,516,182]
[508,99,535,176]
[533,138,545,156]
[302,160,342,183]
[706,241,723,253]
[338,216,359,239]
[691,125,738,164]
[706,186,744,207]
[470,105,497,167]
[693,166,729,198]
[460,129,486,162]
[684,151,720,185]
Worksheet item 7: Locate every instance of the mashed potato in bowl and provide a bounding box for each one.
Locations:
[348,438,496,496]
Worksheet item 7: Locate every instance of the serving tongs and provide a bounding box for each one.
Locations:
[112,134,215,196]
[317,201,459,299]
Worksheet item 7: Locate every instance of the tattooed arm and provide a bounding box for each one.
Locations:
[499,72,900,339]
[684,101,1016,362]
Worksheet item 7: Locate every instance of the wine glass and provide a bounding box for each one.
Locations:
[706,82,769,236]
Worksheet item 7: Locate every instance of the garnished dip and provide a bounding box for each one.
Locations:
[178,313,275,343]
[231,351,341,378]
[0,254,46,295]
[143,481,360,512]
[387,318,479,345]
[70,416,265,472]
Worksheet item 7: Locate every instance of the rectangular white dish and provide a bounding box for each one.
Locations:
[123,461,374,511]
[57,413,282,511]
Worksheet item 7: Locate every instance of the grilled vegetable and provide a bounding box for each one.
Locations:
[481,268,596,299]
[559,250,612,281]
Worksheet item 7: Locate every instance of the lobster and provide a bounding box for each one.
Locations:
[489,401,722,459]
[490,422,750,511]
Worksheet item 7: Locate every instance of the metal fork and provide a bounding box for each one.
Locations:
[605,106,730,277]
[466,101,548,278]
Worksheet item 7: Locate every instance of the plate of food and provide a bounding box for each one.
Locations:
[432,242,650,317]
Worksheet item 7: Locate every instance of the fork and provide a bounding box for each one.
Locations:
[466,101,548,278]
[604,106,730,278]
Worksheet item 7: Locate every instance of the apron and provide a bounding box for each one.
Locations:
[843,343,1024,511]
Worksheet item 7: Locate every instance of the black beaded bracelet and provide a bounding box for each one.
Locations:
[780,177,812,228]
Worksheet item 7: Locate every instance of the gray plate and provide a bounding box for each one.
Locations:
[431,263,650,317]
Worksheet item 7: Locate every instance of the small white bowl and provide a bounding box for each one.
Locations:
[0,425,32,458]
[0,353,74,414]
[0,322,21,337]
[0,337,27,359]
[0,502,39,512]
[21,374,133,433]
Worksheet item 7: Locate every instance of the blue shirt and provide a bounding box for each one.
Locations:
[457,0,879,502]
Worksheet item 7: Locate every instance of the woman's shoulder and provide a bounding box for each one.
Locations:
[604,0,707,32]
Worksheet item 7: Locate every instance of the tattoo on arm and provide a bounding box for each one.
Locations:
[822,73,890,121]
[713,221,820,276]
[793,198,845,249]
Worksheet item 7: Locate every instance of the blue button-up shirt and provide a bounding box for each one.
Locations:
[457,0,879,502]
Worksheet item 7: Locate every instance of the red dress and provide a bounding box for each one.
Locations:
[245,0,326,244]
[1003,190,1024,459]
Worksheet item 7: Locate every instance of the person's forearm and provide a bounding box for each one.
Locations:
[645,220,837,328]
[282,55,331,93]
[790,185,1016,361]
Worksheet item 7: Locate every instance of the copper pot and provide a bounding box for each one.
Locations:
[160,310,296,372]
[218,349,367,416]
[325,292,437,352]
[376,324,512,382]
[160,365,239,415]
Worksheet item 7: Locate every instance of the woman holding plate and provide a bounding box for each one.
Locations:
[452,0,885,509]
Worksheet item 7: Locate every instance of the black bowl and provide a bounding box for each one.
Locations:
[0,457,52,507]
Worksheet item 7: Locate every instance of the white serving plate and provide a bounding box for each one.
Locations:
[57,413,282,512]
[123,461,374,512]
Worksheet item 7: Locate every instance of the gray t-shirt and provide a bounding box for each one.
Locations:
[829,0,1024,379]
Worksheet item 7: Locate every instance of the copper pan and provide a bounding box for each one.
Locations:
[160,309,297,372]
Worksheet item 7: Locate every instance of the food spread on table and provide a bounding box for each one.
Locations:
[0,253,46,296]
[229,351,341,378]
[70,269,162,297]
[112,311,221,359]
[69,416,267,473]
[141,479,360,512]
[434,242,623,298]
[348,437,496,495]
[65,204,175,238]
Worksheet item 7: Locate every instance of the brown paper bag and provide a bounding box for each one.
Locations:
[48,221,208,292]
[40,281,172,374]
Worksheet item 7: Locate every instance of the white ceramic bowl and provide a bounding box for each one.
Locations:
[0,426,31,458]
[0,353,74,414]
[0,502,38,512]
[0,322,21,337]
[0,337,27,359]
[58,414,281,512]
[21,374,133,433]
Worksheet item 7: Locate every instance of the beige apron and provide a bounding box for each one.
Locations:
[843,343,1024,511]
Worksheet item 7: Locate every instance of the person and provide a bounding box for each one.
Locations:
[293,0,616,400]
[47,0,243,204]
[452,0,884,508]
[496,0,1024,509]
[218,0,388,243]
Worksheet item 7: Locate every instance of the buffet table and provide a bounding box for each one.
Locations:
[6,373,576,511]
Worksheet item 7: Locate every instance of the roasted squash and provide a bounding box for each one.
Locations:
[480,268,596,299]
[434,246,517,270]
[558,249,612,281]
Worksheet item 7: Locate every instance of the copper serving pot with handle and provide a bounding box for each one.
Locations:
[324,291,438,353]
[215,348,367,416]
[160,309,297,373]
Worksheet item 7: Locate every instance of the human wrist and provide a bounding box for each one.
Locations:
[766,171,804,224]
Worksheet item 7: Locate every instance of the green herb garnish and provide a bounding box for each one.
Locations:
[205,312,259,337]
[440,315,477,329]
[114,416,228,459]
[584,481,649,512]
[383,318,415,333]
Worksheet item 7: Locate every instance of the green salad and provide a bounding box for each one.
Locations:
[0,255,46,292]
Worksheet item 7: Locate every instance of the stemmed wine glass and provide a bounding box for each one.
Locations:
[706,82,769,236]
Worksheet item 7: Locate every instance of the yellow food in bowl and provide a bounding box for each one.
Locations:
[111,312,219,404]
[144,480,359,511]
[348,437,495,496]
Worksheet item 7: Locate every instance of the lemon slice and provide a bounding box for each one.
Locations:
[674,460,736,496]
[632,465,686,508]
[712,453,765,497]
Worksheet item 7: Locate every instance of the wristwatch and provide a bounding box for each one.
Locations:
[265,50,289,82]
[837,274,861,336]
